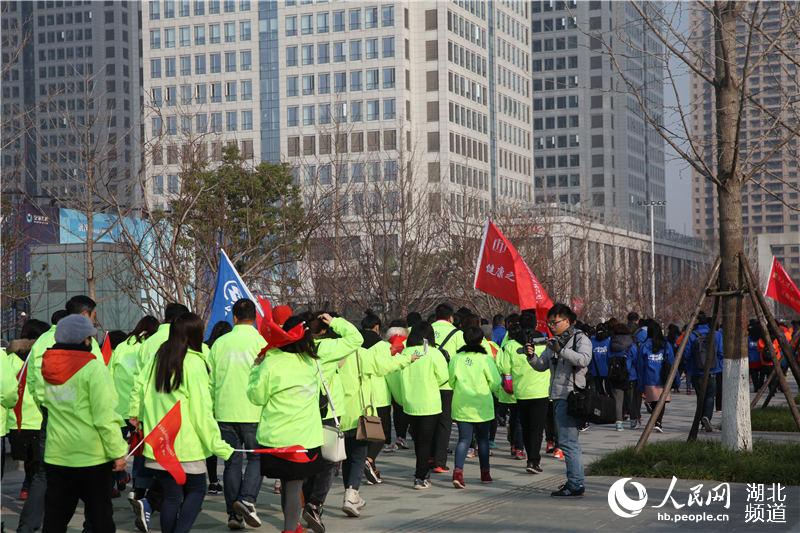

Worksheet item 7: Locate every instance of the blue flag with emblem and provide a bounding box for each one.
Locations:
[205,249,262,339]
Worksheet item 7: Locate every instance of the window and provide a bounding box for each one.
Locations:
[151,117,163,136]
[383,67,395,88]
[319,103,331,124]
[334,41,345,62]
[225,81,237,101]
[301,14,313,35]
[350,39,361,61]
[224,22,235,42]
[240,21,251,41]
[153,175,164,194]
[209,0,220,14]
[210,52,221,73]
[224,0,235,12]
[302,44,314,65]
[152,87,164,107]
[226,111,237,131]
[288,137,300,156]
[383,98,396,119]
[333,10,345,32]
[150,29,161,49]
[285,15,297,36]
[211,112,222,132]
[223,52,236,73]
[195,83,207,103]
[425,40,437,60]
[366,38,378,59]
[287,106,298,126]
[302,74,314,95]
[318,42,329,64]
[149,1,160,20]
[180,55,191,75]
[318,73,330,94]
[195,0,205,16]
[241,80,252,100]
[211,81,222,102]
[168,175,179,194]
[165,57,176,77]
[382,5,394,26]
[194,25,205,44]
[425,9,437,30]
[165,0,175,18]
[164,28,176,48]
[286,75,298,97]
[365,6,378,28]
[367,99,379,120]
[351,101,363,121]
[351,70,362,91]
[335,102,347,121]
[210,23,220,43]
[317,12,329,33]
[179,26,190,46]
[385,160,397,180]
[303,105,315,125]
[335,71,346,93]
[382,37,395,58]
[349,8,361,30]
[286,46,297,66]
[366,68,379,90]
[240,50,252,71]
[242,110,253,130]
[165,86,177,106]
[427,132,439,152]
[167,116,177,135]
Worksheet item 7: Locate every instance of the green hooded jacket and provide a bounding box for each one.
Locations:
[314,318,363,420]
[398,344,449,416]
[209,324,267,423]
[449,349,501,423]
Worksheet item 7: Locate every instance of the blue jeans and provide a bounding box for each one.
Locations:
[342,429,369,490]
[158,471,206,533]
[691,374,717,420]
[454,421,490,470]
[219,422,263,514]
[553,399,584,490]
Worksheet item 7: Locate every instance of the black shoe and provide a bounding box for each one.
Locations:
[364,459,381,485]
[578,421,589,432]
[207,481,222,495]
[303,503,325,533]
[701,416,713,433]
[526,463,543,474]
[227,513,244,530]
[551,484,585,498]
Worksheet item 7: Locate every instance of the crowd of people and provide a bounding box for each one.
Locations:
[1,295,797,532]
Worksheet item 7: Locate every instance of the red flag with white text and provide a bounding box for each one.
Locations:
[474,220,553,328]
[765,256,800,314]
[144,401,185,485]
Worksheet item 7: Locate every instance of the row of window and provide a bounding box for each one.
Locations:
[149,21,251,49]
[498,147,531,176]
[498,120,531,150]
[447,41,487,79]
[533,94,580,111]
[36,10,103,26]
[150,79,252,107]
[287,98,396,126]
[287,130,399,157]
[533,54,579,73]
[151,139,256,172]
[284,6,394,36]
[447,162,489,193]
[449,131,488,162]
[149,51,252,78]
[149,0,250,20]
[151,174,181,195]
[534,153,581,169]
[497,38,529,72]
[534,134,580,150]
[286,68,396,97]
[446,10,487,49]
[151,109,253,136]
[296,160,399,185]
[498,65,530,98]
[495,8,528,46]
[533,115,580,130]
[532,17,578,33]
[447,71,487,106]
[532,1,579,13]
[533,73,580,92]
[284,37,395,67]
[448,102,488,135]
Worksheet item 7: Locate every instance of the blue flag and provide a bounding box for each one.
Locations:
[205,249,261,339]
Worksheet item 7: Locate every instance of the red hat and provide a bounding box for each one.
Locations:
[258,301,304,350]
[272,305,293,327]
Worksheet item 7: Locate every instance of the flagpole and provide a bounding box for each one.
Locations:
[473,218,490,289]
[125,437,146,461]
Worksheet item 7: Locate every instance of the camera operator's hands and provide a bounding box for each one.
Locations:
[525,344,535,357]
[546,337,563,354]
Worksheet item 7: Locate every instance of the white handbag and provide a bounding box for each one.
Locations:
[316,360,347,462]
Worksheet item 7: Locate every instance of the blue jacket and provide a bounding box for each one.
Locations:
[685,324,723,376]
[747,336,761,368]
[609,334,638,382]
[590,336,610,378]
[633,327,648,346]
[638,339,679,388]
[492,326,507,347]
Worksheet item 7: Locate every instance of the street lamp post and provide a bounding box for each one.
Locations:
[638,200,667,318]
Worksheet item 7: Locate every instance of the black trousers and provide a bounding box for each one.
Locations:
[408,414,438,480]
[43,462,115,533]
[392,399,409,440]
[432,390,453,468]
[517,398,549,466]
[367,405,392,460]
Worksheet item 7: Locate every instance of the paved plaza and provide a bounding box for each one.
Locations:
[2,390,798,532]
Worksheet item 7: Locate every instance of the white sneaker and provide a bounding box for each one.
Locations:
[342,488,362,517]
[615,421,624,431]
[233,500,261,528]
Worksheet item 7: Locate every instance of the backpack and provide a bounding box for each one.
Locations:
[691,332,709,370]
[607,355,629,388]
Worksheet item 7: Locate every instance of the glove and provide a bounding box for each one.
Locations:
[501,374,514,395]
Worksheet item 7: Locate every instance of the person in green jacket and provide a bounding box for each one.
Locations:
[497,313,526,460]
[430,303,465,473]
[40,314,128,532]
[449,326,501,488]
[506,310,551,474]
[208,299,267,530]
[362,312,396,483]
[132,312,234,533]
[247,314,327,533]
[204,318,233,496]
[1,348,20,475]
[301,312,362,533]
[336,311,416,518]
[398,322,449,490]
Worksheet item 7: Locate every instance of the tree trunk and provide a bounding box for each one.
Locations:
[714,1,751,451]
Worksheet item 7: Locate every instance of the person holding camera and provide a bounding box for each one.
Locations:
[526,304,592,498]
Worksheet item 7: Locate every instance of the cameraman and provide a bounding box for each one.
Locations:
[526,304,592,498]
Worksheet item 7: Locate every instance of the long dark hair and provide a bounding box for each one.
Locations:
[407,322,435,347]
[206,320,233,347]
[458,326,487,354]
[280,315,319,358]
[154,313,204,393]
[508,310,540,345]
[646,319,665,353]
[129,315,160,344]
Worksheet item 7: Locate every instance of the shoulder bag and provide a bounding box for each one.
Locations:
[315,359,347,462]
[355,349,386,443]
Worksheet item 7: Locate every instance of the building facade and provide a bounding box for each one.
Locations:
[529,0,667,234]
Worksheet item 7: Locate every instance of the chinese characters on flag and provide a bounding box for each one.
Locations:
[764,256,800,314]
[474,220,553,328]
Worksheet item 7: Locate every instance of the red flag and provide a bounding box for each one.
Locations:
[765,256,800,315]
[101,334,113,366]
[257,298,305,351]
[248,445,317,462]
[144,401,185,485]
[13,361,27,431]
[474,220,553,327]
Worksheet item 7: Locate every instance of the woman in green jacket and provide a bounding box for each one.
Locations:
[398,322,448,490]
[135,312,234,533]
[248,314,326,533]
[449,326,501,488]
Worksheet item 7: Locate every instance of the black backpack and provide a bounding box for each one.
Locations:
[691,332,709,369]
[607,355,629,388]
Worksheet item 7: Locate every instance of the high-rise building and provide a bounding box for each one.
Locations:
[689,4,800,281]
[1,0,142,206]
[530,0,666,234]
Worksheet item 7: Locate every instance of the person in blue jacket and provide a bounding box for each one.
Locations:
[633,320,649,347]
[607,322,638,431]
[684,312,723,432]
[491,314,507,346]
[590,323,611,395]
[638,320,676,432]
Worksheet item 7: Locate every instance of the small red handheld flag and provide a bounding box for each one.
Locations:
[245,445,316,462]
[765,256,800,315]
[101,334,113,366]
[144,401,185,485]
